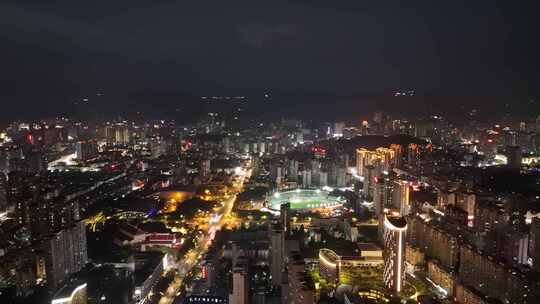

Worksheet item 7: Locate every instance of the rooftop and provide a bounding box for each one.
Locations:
[52,280,87,302]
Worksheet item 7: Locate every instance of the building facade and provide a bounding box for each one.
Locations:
[382,215,407,293]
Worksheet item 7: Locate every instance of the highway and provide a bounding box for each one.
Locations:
[157,167,250,304]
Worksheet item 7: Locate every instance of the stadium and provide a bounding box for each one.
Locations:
[267,188,346,211]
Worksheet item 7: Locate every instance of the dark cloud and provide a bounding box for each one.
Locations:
[0,0,539,120]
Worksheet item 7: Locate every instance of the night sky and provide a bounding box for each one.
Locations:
[1,1,539,121]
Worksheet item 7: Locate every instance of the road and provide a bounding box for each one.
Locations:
[157,168,250,304]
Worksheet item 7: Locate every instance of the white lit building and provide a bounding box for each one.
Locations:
[51,281,87,304]
[382,215,407,293]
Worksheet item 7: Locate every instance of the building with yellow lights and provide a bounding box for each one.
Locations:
[318,248,383,284]
[356,147,395,177]
[344,290,390,304]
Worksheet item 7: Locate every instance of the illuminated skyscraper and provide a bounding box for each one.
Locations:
[383,215,407,293]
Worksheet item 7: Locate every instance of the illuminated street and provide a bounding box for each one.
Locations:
[157,167,250,304]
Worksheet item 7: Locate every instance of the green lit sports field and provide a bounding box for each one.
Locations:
[268,189,346,210]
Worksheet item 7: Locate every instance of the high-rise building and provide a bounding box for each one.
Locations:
[222,137,231,153]
[75,141,98,161]
[356,148,395,177]
[382,215,407,293]
[373,176,393,217]
[286,254,316,304]
[0,173,7,211]
[231,259,249,304]
[149,138,170,158]
[317,170,328,188]
[301,170,312,188]
[258,141,266,154]
[280,203,291,234]
[391,180,410,216]
[271,161,283,185]
[506,145,522,169]
[288,159,299,181]
[9,172,33,227]
[199,159,211,178]
[373,111,383,124]
[333,122,345,137]
[458,245,535,303]
[427,260,454,296]
[251,142,258,154]
[530,218,540,271]
[270,225,284,286]
[436,189,456,209]
[373,176,393,241]
[335,166,347,188]
[114,125,130,145]
[456,192,476,227]
[46,221,88,287]
[362,165,375,199]
[407,216,459,271]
